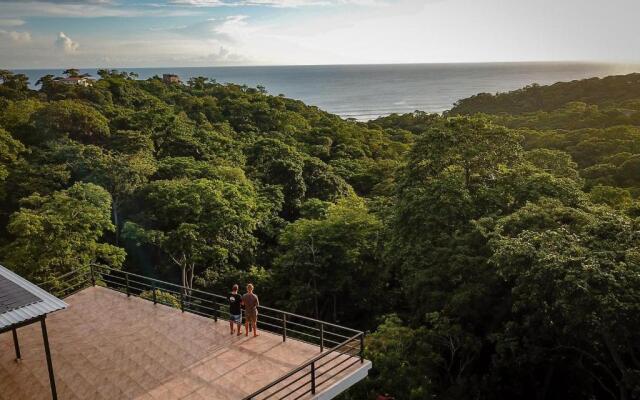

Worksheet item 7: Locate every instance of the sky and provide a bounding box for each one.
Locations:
[0,0,638,68]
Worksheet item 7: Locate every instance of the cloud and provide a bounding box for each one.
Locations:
[0,29,32,43]
[170,45,250,64]
[55,31,79,53]
[0,18,25,27]
[168,0,384,7]
[169,15,249,43]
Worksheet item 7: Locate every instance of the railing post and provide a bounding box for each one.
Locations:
[282,314,287,342]
[214,300,218,322]
[152,282,157,305]
[310,361,316,394]
[180,291,185,313]
[320,323,324,352]
[125,273,130,297]
[90,264,95,286]
[12,328,21,360]
[360,333,365,363]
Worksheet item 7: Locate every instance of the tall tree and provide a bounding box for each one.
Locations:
[122,178,259,291]
[0,183,125,287]
[275,197,383,322]
[0,128,25,199]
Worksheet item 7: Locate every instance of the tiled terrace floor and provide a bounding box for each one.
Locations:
[0,286,362,400]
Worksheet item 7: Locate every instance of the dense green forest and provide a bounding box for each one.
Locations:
[1,70,639,399]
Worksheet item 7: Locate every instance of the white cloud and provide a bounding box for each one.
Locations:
[0,29,32,43]
[168,0,384,7]
[168,45,249,64]
[209,15,249,39]
[168,15,250,43]
[0,18,25,26]
[55,31,79,53]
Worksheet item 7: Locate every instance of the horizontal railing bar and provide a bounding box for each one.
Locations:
[93,266,229,301]
[259,369,311,399]
[315,349,360,378]
[95,264,363,335]
[127,278,153,288]
[314,347,359,372]
[259,313,284,322]
[49,278,88,294]
[57,284,90,299]
[320,330,353,339]
[185,303,217,313]
[290,387,313,400]
[124,284,146,296]
[242,332,362,399]
[62,271,89,283]
[322,337,342,347]
[100,276,123,287]
[43,273,89,292]
[257,307,362,335]
[128,282,149,292]
[102,273,126,282]
[315,358,362,390]
[283,327,319,340]
[278,377,312,400]
[39,268,88,286]
[282,319,320,332]
[327,343,360,356]
[186,294,216,305]
[53,280,88,296]
[259,320,284,331]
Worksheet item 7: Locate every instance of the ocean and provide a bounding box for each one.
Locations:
[15,62,640,121]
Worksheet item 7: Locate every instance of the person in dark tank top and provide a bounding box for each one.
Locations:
[228,284,242,335]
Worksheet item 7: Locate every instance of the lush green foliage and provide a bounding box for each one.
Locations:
[0,182,125,290]
[1,70,640,399]
[351,74,640,400]
[0,68,406,304]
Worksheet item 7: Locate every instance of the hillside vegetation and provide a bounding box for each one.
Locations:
[1,69,639,399]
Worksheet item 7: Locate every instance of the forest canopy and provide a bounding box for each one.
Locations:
[1,70,639,399]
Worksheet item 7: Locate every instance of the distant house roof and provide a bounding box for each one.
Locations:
[0,266,67,332]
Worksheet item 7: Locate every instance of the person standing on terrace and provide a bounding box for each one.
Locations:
[243,284,259,337]
[228,284,243,335]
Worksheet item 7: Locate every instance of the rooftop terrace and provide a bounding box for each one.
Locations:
[0,266,371,400]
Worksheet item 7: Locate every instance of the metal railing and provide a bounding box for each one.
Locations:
[39,265,365,400]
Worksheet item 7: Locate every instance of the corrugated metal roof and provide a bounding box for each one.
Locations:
[0,265,67,331]
[0,274,42,313]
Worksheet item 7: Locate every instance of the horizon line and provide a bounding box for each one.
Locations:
[7,59,640,71]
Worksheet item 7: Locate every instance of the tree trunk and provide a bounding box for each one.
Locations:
[602,332,630,400]
[187,263,195,296]
[112,203,120,245]
[537,365,554,400]
[332,293,337,322]
[313,276,319,320]
[181,265,187,295]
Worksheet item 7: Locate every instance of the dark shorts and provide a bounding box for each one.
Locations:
[230,313,241,324]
